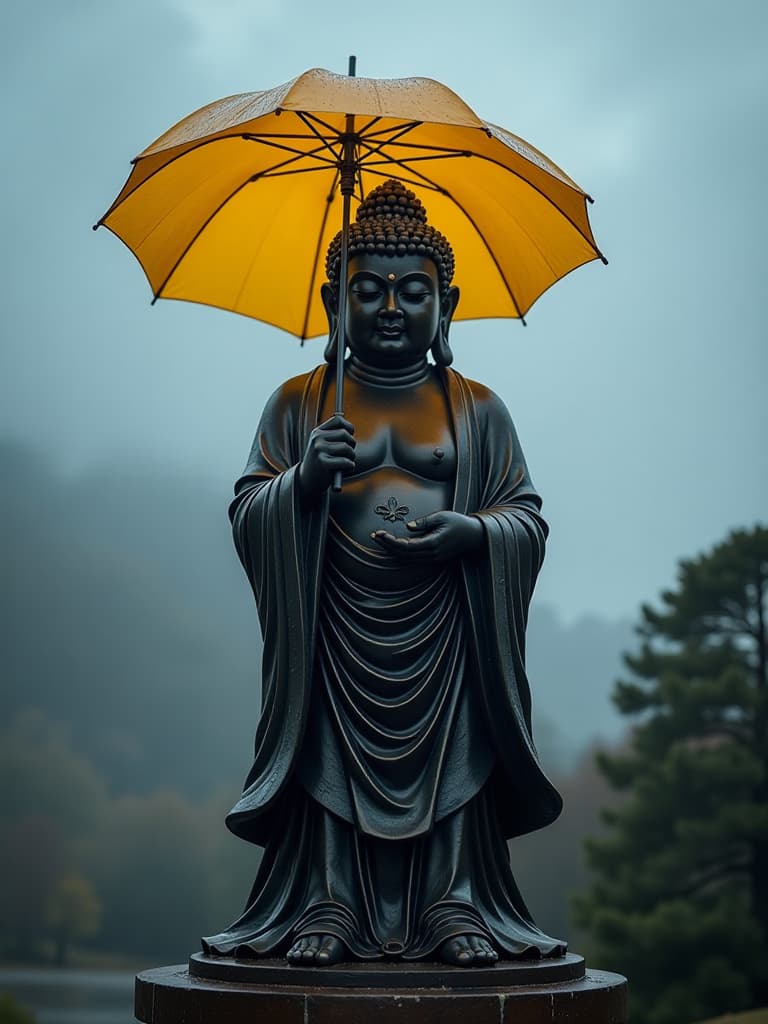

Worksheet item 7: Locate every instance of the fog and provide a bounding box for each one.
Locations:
[2,0,765,623]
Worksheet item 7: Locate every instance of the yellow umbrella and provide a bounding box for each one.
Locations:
[96,64,605,340]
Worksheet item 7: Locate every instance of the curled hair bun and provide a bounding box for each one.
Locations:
[325,179,455,294]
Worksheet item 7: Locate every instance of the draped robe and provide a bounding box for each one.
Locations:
[202,364,565,959]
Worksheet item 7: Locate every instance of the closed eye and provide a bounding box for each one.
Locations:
[352,288,383,301]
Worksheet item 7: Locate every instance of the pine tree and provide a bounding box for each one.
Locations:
[575,525,768,1024]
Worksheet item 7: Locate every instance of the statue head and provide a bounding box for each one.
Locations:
[322,180,460,366]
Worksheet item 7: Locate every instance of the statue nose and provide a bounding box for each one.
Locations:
[385,290,403,313]
[382,291,402,317]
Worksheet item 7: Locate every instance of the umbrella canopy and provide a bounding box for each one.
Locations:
[98,67,605,339]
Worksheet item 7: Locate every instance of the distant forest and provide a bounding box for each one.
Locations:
[1,437,632,961]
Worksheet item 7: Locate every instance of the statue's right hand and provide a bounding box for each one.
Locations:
[298,414,356,497]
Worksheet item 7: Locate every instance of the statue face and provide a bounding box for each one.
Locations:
[344,253,442,364]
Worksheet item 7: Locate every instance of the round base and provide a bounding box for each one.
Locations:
[136,953,628,1023]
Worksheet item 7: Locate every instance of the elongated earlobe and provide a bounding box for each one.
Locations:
[432,284,459,365]
[324,326,340,364]
[431,329,453,366]
[321,282,341,364]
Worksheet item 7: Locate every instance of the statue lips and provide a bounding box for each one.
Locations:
[375,320,405,340]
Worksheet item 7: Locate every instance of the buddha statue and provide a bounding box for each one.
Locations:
[202,180,565,968]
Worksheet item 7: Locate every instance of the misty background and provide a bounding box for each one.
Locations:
[2,0,766,977]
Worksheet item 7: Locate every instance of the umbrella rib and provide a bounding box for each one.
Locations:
[363,152,471,167]
[367,139,482,156]
[299,110,347,137]
[99,132,336,223]
[257,165,337,180]
[443,190,527,321]
[244,135,339,170]
[377,141,604,259]
[469,152,605,260]
[354,129,603,259]
[357,120,422,140]
[295,111,395,166]
[361,166,445,194]
[252,153,338,176]
[300,172,340,342]
[300,110,421,144]
[296,111,344,161]
[361,153,451,196]
[151,178,255,304]
[355,115,382,136]
[297,112,424,164]
[241,131,339,140]
[99,136,254,222]
[356,122,424,164]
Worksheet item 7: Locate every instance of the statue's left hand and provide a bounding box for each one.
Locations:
[371,511,483,562]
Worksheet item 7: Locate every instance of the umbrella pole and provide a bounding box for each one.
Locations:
[331,164,353,493]
[332,59,357,493]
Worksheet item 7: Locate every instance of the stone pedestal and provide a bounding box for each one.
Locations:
[135,952,628,1023]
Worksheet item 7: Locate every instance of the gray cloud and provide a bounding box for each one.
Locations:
[2,0,766,621]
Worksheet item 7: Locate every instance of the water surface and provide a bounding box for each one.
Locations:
[0,966,137,1024]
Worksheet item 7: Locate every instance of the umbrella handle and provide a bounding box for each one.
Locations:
[331,109,356,494]
[329,337,344,493]
[331,208,350,493]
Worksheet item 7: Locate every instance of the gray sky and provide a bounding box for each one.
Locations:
[2,0,766,622]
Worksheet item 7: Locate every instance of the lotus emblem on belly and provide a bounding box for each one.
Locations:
[374,497,410,523]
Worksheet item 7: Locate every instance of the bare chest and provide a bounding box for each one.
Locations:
[321,375,457,545]
[320,377,456,481]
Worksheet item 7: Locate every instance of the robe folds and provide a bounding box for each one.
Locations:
[202,364,565,960]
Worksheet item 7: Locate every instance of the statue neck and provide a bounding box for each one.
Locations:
[346,354,430,388]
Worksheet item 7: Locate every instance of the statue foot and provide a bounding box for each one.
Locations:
[440,934,499,966]
[287,934,346,966]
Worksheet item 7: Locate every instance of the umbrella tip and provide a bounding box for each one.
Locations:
[599,253,609,266]
[521,315,527,327]
[348,55,357,77]
[91,222,100,231]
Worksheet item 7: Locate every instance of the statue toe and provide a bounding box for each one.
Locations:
[440,934,498,966]
[288,933,345,966]
[315,935,345,965]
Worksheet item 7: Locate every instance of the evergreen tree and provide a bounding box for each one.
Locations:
[575,526,768,1024]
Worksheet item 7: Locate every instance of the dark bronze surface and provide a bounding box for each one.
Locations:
[202,183,574,968]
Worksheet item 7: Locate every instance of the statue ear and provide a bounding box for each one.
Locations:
[432,285,460,366]
[321,282,341,363]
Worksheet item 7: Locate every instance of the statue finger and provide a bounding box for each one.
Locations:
[319,453,355,472]
[310,433,354,456]
[317,414,354,433]
[406,511,449,532]
[322,440,356,458]
[403,533,439,552]
[405,517,428,533]
[370,530,412,553]
[370,529,395,546]
[317,428,356,445]
[372,532,437,558]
